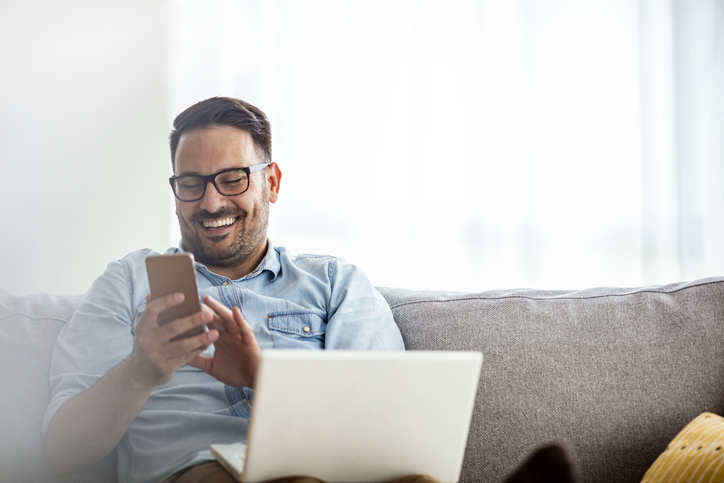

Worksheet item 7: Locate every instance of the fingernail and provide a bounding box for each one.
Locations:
[202,310,213,322]
[208,330,219,341]
[174,293,185,302]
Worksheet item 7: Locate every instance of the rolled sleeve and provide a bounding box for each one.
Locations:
[324,258,404,351]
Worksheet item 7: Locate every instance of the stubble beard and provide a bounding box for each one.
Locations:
[177,189,270,270]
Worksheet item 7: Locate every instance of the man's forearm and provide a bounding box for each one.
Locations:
[45,293,216,476]
[45,357,155,477]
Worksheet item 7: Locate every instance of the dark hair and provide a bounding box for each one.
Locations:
[169,97,272,169]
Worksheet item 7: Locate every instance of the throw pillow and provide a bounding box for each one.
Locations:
[641,412,724,483]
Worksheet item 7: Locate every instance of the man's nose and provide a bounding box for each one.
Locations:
[199,181,228,212]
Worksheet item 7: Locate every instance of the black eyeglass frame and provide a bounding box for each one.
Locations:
[169,162,271,202]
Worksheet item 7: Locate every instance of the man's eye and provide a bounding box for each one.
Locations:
[179,179,203,190]
[217,172,248,188]
[220,178,243,188]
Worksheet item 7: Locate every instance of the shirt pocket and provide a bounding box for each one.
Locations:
[267,311,327,349]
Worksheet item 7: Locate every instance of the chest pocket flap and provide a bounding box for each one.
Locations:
[268,311,326,337]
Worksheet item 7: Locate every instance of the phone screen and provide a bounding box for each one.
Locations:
[145,253,205,342]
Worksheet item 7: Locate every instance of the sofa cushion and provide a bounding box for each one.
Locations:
[641,412,724,482]
[378,277,724,483]
[0,289,117,483]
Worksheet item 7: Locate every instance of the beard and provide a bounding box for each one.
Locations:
[177,188,270,270]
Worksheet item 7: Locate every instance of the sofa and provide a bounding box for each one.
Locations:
[1,277,723,483]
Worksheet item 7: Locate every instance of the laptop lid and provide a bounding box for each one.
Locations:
[242,350,483,483]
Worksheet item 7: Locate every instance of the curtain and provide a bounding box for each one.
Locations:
[167,0,724,290]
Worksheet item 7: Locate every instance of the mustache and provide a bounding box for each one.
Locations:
[190,208,246,223]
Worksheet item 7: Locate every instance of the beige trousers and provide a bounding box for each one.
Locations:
[162,461,440,483]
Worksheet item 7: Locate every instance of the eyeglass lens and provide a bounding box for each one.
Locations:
[174,170,249,201]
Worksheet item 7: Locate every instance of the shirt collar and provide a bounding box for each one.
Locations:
[251,239,281,281]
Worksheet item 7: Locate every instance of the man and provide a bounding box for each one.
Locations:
[44,97,577,483]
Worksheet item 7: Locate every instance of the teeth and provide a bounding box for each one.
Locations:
[202,217,235,228]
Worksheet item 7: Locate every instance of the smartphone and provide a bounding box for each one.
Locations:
[145,253,205,342]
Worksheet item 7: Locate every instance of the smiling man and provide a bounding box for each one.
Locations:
[42,97,576,483]
[42,97,411,483]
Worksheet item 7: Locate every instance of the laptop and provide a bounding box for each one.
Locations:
[211,350,483,483]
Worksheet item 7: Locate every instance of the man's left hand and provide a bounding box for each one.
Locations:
[187,295,262,388]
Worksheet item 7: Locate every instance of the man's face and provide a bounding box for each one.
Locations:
[174,125,280,271]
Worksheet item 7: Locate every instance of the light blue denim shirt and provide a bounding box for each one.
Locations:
[43,242,403,483]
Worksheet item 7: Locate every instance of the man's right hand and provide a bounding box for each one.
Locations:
[127,292,220,388]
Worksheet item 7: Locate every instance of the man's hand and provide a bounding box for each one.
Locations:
[127,292,220,389]
[188,295,262,389]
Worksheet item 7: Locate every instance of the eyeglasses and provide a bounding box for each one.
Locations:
[169,163,271,202]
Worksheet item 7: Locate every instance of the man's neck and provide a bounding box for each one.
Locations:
[203,241,269,281]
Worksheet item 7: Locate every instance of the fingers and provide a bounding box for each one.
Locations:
[233,306,258,345]
[131,293,212,387]
[204,295,244,335]
[155,307,210,340]
[164,327,218,359]
[144,292,186,319]
[139,292,217,354]
[203,296,259,348]
[201,304,232,335]
[138,292,193,336]
[203,296,232,319]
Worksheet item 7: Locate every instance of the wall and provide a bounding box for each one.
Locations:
[2,1,721,295]
[0,0,171,295]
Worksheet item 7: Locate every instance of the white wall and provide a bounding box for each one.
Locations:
[0,1,172,295]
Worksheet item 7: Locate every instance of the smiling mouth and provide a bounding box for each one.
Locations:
[201,217,238,230]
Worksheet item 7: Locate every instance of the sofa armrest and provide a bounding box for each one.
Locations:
[0,289,117,483]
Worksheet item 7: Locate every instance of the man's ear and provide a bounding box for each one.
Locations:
[267,162,282,203]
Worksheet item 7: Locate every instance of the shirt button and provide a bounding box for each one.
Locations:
[222,281,229,286]
[303,326,311,333]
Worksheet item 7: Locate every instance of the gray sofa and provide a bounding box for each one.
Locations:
[2,277,723,483]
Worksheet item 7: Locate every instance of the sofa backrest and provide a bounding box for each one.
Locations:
[378,277,724,483]
[2,277,723,483]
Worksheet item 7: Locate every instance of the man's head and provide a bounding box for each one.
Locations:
[170,97,272,171]
[169,98,281,277]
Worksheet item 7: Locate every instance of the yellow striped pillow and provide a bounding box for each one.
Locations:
[641,413,724,483]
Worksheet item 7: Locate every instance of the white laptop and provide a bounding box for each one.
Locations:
[211,350,482,483]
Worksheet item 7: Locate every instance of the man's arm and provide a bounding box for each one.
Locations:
[324,258,405,350]
[45,293,218,477]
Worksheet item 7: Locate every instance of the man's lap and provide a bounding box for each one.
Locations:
[161,462,440,483]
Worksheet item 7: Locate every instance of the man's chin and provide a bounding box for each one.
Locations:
[206,234,230,243]
[194,250,240,268]
[181,236,237,267]
[198,244,239,265]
